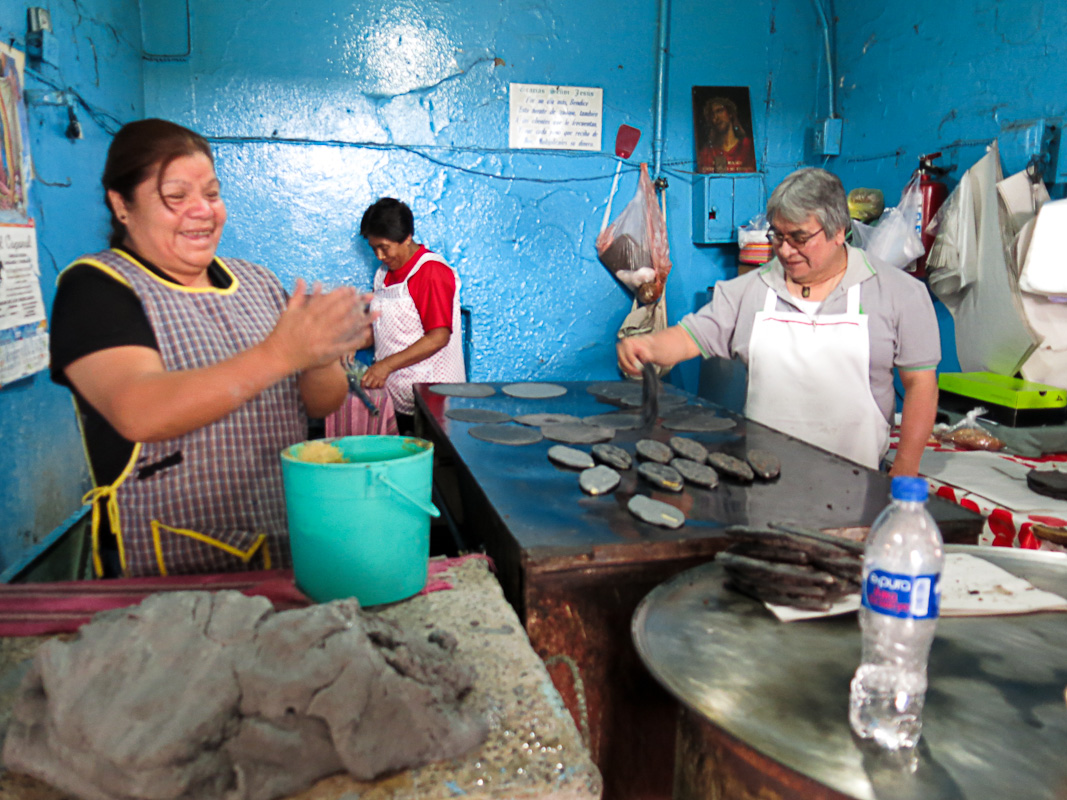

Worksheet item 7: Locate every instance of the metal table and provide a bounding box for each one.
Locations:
[414,381,984,800]
[632,545,1067,800]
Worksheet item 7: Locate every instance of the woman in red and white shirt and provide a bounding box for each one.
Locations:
[359,198,465,433]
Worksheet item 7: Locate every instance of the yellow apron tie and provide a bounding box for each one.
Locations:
[82,484,123,578]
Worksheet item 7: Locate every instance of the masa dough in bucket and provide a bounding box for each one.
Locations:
[296,440,347,463]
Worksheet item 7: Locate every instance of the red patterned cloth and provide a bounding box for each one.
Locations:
[0,554,493,637]
[889,429,1067,552]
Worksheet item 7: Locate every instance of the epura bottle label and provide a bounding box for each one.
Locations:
[861,569,941,619]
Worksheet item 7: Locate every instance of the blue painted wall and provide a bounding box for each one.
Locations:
[141,0,825,392]
[0,0,142,569]
[833,0,1067,193]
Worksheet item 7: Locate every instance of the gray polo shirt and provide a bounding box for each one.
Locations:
[679,244,941,423]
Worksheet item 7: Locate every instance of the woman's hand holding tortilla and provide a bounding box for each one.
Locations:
[267,279,377,372]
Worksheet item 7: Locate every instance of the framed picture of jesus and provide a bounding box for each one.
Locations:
[693,86,757,174]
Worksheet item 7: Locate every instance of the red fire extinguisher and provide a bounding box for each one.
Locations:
[914,152,949,280]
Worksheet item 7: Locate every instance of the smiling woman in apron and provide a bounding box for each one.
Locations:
[358,198,465,433]
[49,119,372,577]
[617,168,940,476]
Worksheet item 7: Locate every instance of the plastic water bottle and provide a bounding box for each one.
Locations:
[849,476,944,750]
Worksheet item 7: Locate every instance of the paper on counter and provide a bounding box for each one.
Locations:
[938,552,1067,616]
[766,552,1067,622]
[910,449,1067,514]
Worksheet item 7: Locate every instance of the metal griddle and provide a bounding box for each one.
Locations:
[417,381,978,559]
[633,545,1067,800]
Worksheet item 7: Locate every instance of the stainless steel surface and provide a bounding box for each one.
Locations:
[632,545,1067,800]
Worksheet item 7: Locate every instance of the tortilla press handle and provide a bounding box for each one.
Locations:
[344,361,380,416]
[377,472,441,518]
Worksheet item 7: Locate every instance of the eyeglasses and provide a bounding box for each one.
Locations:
[766,226,825,249]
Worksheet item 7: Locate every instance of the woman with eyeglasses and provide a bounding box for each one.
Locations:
[617,167,939,476]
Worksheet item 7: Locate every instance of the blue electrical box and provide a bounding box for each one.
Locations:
[815,118,843,156]
[692,174,765,244]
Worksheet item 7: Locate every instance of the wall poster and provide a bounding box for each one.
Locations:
[692,86,757,174]
[0,43,31,221]
[0,221,48,387]
[508,83,603,151]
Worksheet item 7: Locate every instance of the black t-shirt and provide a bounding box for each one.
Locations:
[49,249,232,486]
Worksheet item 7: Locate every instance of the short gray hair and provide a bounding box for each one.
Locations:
[765,168,850,237]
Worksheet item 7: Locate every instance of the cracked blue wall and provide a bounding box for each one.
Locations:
[833,1,1067,198]
[0,0,143,569]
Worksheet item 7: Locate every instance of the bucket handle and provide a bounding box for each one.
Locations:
[377,473,441,518]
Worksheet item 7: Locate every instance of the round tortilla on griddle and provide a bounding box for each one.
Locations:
[579,465,621,496]
[617,392,688,410]
[541,423,614,444]
[669,436,708,463]
[591,443,633,470]
[583,412,642,430]
[661,410,737,432]
[502,382,567,399]
[468,424,543,446]
[430,383,496,398]
[635,439,673,464]
[445,408,512,424]
[670,457,719,488]
[628,495,685,529]
[514,413,582,427]
[746,449,782,480]
[637,461,684,492]
[586,381,636,399]
[547,445,595,470]
[707,452,755,482]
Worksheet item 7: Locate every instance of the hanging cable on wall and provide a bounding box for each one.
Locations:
[206,134,642,185]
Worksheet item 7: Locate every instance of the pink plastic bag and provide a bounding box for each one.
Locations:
[596,163,672,304]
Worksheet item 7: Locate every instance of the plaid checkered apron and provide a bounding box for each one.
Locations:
[70,250,306,577]
[370,251,465,415]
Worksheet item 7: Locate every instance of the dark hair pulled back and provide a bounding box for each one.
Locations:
[360,197,415,243]
[102,119,214,248]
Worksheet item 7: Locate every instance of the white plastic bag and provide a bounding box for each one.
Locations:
[851,175,925,271]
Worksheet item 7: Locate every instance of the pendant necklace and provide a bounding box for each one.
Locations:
[795,265,847,299]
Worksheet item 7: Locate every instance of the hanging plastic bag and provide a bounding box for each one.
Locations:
[850,174,925,271]
[596,163,672,304]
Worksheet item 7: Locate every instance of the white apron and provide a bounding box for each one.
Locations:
[745,283,889,470]
[371,251,465,415]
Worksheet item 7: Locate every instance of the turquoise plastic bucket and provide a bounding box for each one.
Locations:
[280,436,439,606]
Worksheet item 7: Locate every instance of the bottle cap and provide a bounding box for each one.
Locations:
[891,476,929,502]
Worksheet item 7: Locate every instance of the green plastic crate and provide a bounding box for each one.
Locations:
[938,372,1067,427]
